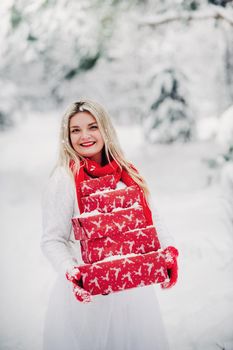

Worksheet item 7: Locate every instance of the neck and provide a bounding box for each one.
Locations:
[88,154,102,165]
[88,150,108,166]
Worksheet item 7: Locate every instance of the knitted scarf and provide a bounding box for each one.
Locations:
[70,158,153,225]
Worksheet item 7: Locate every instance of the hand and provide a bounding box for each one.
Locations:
[66,266,81,284]
[72,284,92,303]
[66,266,92,303]
[161,246,179,289]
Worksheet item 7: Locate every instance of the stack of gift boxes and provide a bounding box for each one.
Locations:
[72,174,168,296]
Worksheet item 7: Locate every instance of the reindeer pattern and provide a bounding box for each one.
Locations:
[72,174,168,296]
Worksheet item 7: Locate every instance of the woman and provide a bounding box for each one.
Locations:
[41,99,178,350]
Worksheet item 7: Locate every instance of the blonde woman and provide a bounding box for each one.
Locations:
[41,99,178,350]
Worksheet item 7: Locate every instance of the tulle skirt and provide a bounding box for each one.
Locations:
[42,276,170,350]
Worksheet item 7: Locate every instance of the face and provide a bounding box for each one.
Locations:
[69,111,105,164]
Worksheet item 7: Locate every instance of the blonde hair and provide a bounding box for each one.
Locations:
[54,98,150,198]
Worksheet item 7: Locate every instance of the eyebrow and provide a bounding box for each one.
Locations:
[70,122,97,129]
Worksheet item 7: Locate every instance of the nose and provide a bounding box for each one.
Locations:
[80,129,91,140]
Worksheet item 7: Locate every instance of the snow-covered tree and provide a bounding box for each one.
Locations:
[0,0,233,131]
[0,0,117,112]
[142,68,194,143]
[208,0,232,7]
[203,105,233,181]
[217,104,233,163]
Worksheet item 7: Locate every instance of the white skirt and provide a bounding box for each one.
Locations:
[42,276,170,350]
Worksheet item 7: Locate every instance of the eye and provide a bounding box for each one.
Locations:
[90,125,98,130]
[71,128,80,133]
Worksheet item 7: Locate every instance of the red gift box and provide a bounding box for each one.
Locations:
[81,185,141,213]
[72,205,147,240]
[77,250,168,295]
[80,226,161,263]
[80,174,117,197]
[71,175,168,299]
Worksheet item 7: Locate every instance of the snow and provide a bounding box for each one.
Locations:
[111,202,141,212]
[77,202,141,218]
[1,2,232,126]
[0,114,233,350]
[97,252,140,263]
[76,209,102,218]
[196,116,219,141]
[216,104,233,151]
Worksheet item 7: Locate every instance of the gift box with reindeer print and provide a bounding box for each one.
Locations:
[72,174,168,295]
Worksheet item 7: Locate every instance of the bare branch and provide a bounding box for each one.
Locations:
[138,5,233,28]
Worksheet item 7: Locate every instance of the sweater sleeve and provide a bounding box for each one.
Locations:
[149,197,175,249]
[41,166,80,275]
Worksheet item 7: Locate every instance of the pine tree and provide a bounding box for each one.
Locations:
[142,68,195,143]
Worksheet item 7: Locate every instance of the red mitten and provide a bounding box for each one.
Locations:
[72,284,92,303]
[66,266,81,283]
[66,266,92,303]
[161,246,179,289]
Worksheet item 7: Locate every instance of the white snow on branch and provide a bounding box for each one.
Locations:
[139,5,233,28]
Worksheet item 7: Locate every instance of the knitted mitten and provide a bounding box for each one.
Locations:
[161,246,179,289]
[66,266,92,303]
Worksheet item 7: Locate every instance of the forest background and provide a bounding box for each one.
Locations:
[0,0,233,349]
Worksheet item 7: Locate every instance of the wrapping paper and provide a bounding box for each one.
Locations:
[77,250,168,295]
[80,174,116,197]
[81,185,141,213]
[71,176,168,298]
[72,205,147,240]
[80,226,161,263]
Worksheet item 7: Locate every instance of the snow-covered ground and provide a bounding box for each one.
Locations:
[0,114,233,350]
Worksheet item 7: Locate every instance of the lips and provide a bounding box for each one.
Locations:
[80,141,96,148]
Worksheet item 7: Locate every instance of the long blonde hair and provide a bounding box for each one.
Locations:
[54,98,150,198]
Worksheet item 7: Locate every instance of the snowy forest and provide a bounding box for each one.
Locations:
[1,0,233,349]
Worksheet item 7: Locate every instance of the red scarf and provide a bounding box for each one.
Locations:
[70,158,153,225]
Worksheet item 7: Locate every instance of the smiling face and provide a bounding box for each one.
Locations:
[69,111,105,164]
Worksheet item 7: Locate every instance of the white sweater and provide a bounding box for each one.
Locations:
[41,166,173,275]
